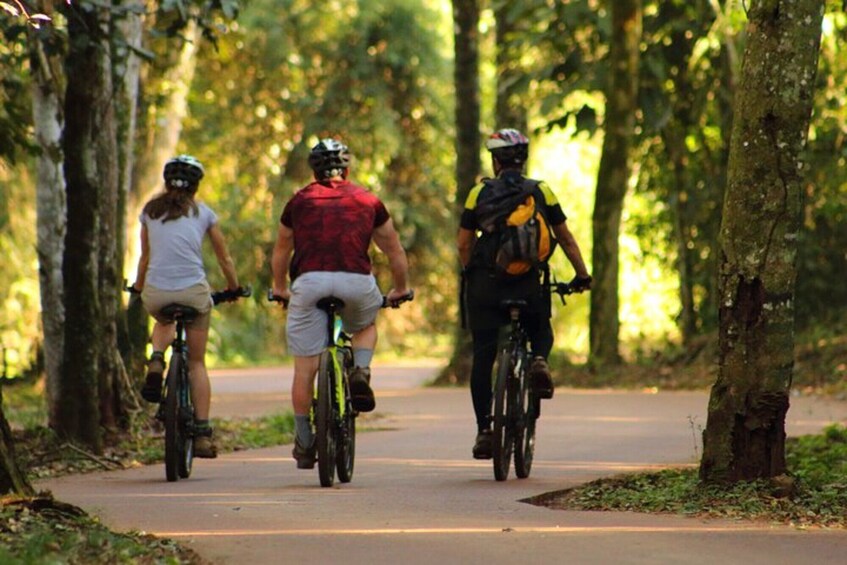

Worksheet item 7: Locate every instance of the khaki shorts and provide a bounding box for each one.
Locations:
[286,271,383,356]
[142,282,213,330]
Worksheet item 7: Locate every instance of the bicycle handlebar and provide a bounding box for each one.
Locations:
[123,281,252,304]
[267,288,415,309]
[212,286,253,304]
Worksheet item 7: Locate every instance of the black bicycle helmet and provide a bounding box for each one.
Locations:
[308,138,351,178]
[163,154,205,191]
[485,128,529,167]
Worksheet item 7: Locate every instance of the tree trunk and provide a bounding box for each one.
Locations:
[441,0,481,384]
[494,3,527,133]
[29,21,66,428]
[58,1,118,452]
[700,0,824,484]
[589,0,641,365]
[0,387,33,495]
[106,2,145,428]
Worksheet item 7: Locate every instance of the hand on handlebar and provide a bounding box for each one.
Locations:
[383,288,415,308]
[569,275,592,293]
[212,285,253,304]
[267,288,290,308]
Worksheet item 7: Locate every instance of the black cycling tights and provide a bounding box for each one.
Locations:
[470,322,553,432]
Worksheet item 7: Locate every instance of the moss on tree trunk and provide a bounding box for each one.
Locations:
[700,0,824,483]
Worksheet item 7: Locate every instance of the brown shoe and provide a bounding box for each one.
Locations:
[349,367,375,412]
[141,353,166,403]
[194,433,218,459]
[472,430,493,460]
[292,437,316,469]
[530,356,554,399]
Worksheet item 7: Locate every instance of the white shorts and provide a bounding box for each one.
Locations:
[286,271,383,356]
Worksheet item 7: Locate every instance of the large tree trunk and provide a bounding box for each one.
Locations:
[589,0,641,365]
[441,0,481,384]
[29,19,66,428]
[0,388,33,495]
[700,0,824,484]
[58,1,119,452]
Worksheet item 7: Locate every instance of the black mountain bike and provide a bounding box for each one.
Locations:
[270,289,414,487]
[491,281,580,481]
[128,285,251,482]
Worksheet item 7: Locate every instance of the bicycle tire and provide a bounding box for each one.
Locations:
[336,349,355,483]
[163,355,181,482]
[492,347,513,481]
[514,349,536,479]
[316,351,336,487]
[177,359,194,479]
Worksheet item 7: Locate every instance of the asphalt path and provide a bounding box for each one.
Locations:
[40,365,847,564]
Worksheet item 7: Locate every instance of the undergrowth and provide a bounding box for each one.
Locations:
[528,424,847,528]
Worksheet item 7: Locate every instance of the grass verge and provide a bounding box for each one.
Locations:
[526,424,847,528]
[2,410,295,563]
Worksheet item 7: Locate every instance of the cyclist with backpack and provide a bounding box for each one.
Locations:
[271,138,411,469]
[457,128,592,460]
[130,155,242,458]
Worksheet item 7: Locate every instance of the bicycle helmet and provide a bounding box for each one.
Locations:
[308,138,351,179]
[163,154,205,191]
[485,128,529,167]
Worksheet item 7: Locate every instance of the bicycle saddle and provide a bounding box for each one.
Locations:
[499,299,528,310]
[316,296,345,312]
[159,303,200,322]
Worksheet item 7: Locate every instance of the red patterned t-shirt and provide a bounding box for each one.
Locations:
[280,179,390,279]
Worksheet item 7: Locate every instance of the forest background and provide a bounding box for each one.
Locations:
[1,0,845,389]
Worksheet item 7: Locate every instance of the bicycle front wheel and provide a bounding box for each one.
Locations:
[315,351,336,487]
[492,347,514,481]
[336,349,355,483]
[514,350,536,479]
[163,355,182,482]
[177,362,194,479]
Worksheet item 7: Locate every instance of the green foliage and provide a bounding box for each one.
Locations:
[0,164,40,380]
[185,0,456,355]
[535,425,847,527]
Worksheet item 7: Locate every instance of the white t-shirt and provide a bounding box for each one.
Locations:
[141,202,218,291]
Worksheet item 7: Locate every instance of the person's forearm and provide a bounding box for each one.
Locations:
[220,255,239,288]
[561,239,589,278]
[387,249,409,290]
[134,256,148,289]
[271,248,291,290]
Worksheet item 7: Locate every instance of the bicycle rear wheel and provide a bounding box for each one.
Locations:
[316,352,336,487]
[514,351,536,479]
[177,362,194,479]
[492,347,514,481]
[163,355,182,482]
[336,349,355,483]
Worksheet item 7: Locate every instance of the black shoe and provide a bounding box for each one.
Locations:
[530,356,554,400]
[141,353,165,403]
[293,437,316,469]
[473,430,493,460]
[349,367,376,412]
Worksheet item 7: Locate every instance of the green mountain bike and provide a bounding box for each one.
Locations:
[270,289,413,487]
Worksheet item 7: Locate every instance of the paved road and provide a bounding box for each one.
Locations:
[40,366,847,564]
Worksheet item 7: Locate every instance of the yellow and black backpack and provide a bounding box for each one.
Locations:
[474,176,556,278]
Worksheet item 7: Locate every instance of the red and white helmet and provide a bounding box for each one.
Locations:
[485,128,529,166]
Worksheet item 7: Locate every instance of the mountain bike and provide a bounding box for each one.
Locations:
[127,284,252,482]
[269,289,414,487]
[491,281,581,481]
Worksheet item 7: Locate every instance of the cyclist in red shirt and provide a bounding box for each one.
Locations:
[271,138,411,469]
